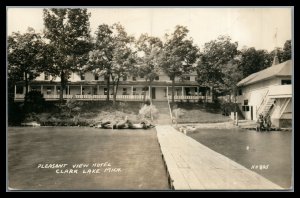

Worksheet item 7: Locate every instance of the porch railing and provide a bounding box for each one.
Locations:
[14,94,150,101]
[167,95,211,101]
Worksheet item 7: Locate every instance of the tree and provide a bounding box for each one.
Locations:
[196,35,238,101]
[110,23,136,105]
[282,40,292,62]
[238,47,271,77]
[43,8,92,102]
[87,24,114,101]
[8,27,45,102]
[136,34,163,102]
[160,25,199,103]
[221,59,243,102]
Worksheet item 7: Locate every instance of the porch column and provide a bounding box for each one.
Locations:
[97,85,99,95]
[196,87,198,96]
[54,85,56,96]
[41,85,43,94]
[14,85,16,98]
[90,86,92,95]
[80,85,83,95]
[131,86,134,95]
[148,86,151,99]
[166,86,169,98]
[67,85,69,95]
[182,86,184,96]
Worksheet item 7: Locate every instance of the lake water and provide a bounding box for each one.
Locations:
[188,128,293,189]
[8,127,170,190]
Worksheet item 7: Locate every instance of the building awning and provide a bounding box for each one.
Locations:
[281,112,292,119]
[15,80,201,87]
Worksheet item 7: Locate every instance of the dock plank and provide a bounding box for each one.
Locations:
[156,125,283,190]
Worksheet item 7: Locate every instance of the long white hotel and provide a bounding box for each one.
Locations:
[14,70,211,102]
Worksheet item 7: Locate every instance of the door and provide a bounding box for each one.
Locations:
[185,87,191,96]
[152,87,156,99]
[93,87,97,95]
[251,106,253,120]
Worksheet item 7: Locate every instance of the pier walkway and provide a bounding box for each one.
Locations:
[155,125,283,190]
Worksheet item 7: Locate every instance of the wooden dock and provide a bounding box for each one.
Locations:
[156,125,283,190]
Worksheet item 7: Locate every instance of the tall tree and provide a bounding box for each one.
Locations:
[136,34,163,102]
[110,23,136,105]
[282,40,292,62]
[221,59,243,101]
[160,25,199,103]
[196,35,238,101]
[8,27,45,102]
[238,47,271,77]
[43,8,92,102]
[87,24,114,101]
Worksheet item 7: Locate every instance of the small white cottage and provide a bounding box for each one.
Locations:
[236,59,292,128]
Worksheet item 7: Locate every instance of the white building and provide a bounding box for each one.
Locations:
[14,70,211,102]
[236,59,292,128]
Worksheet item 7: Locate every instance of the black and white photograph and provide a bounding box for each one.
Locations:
[7,7,293,191]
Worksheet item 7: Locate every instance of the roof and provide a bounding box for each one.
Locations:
[16,80,200,87]
[237,60,292,87]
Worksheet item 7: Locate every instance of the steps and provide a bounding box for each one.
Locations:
[261,98,275,116]
[152,101,172,125]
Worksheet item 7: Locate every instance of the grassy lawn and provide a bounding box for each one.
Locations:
[171,102,231,123]
[8,127,170,190]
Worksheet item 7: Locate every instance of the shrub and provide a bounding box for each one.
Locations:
[23,112,40,122]
[139,104,159,120]
[24,90,46,113]
[172,108,185,119]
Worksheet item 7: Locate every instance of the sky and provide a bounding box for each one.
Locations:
[7,7,293,52]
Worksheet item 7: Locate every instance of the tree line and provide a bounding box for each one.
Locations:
[8,8,292,105]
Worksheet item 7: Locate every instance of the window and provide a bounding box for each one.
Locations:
[242,106,250,112]
[80,73,85,80]
[184,76,190,81]
[155,76,159,81]
[123,76,127,81]
[104,76,109,81]
[45,73,49,80]
[104,88,108,95]
[133,88,137,95]
[122,88,128,95]
[132,76,136,81]
[170,76,174,81]
[94,74,99,80]
[93,87,97,95]
[281,80,291,85]
[238,89,243,96]
[242,100,249,112]
[140,74,144,78]
[142,87,149,95]
[46,87,52,95]
[16,86,23,94]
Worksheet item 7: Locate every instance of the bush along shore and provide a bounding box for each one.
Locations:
[9,97,158,128]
